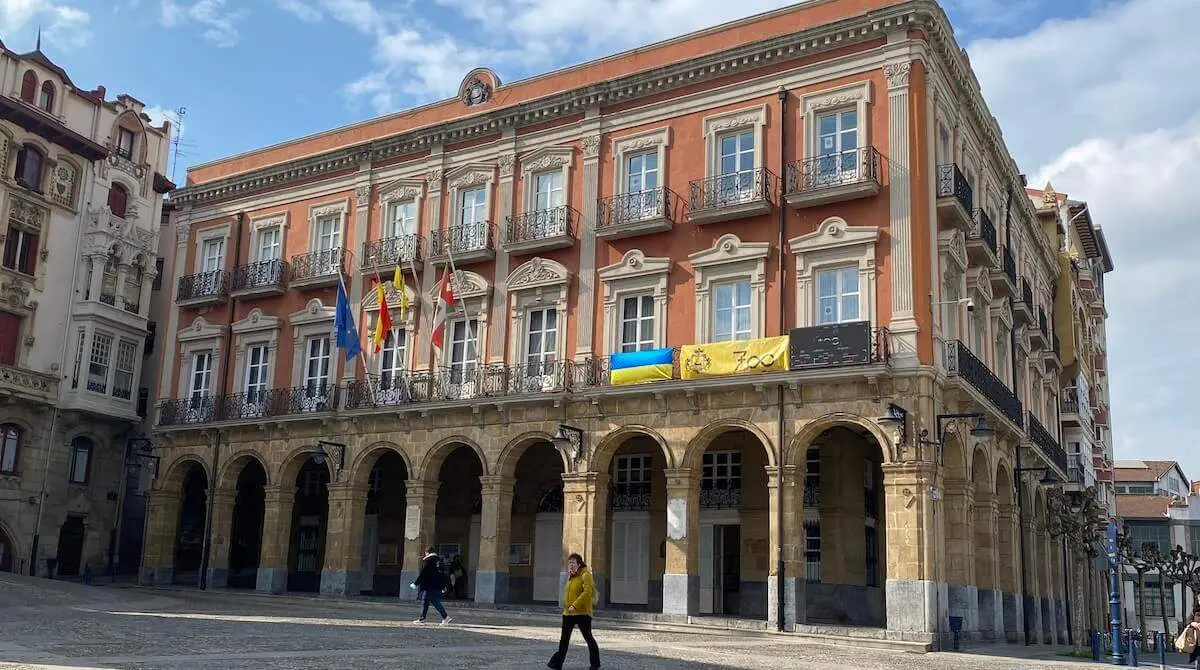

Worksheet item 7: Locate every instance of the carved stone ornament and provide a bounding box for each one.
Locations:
[311,203,345,220]
[450,270,483,297]
[524,152,569,173]
[708,114,759,134]
[429,168,444,183]
[581,135,601,158]
[497,153,516,177]
[1,279,32,309]
[8,197,47,230]
[884,61,912,90]
[509,257,565,288]
[450,171,490,189]
[380,184,421,205]
[356,185,370,207]
[461,77,492,107]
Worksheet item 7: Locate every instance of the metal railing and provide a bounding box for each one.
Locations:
[1002,246,1017,285]
[232,259,287,293]
[157,385,340,426]
[970,208,998,254]
[936,164,974,212]
[430,221,495,257]
[290,248,348,282]
[177,270,229,302]
[1021,277,1033,307]
[99,293,117,306]
[1067,454,1088,485]
[1028,411,1068,474]
[1038,307,1048,336]
[505,206,578,245]
[944,340,1023,428]
[361,234,423,269]
[688,168,776,214]
[784,147,881,195]
[1061,387,1080,414]
[122,298,140,314]
[700,483,742,509]
[610,482,652,511]
[597,188,677,231]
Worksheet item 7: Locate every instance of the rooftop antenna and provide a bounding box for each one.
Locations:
[169,106,188,184]
[36,26,42,51]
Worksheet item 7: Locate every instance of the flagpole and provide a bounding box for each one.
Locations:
[339,271,377,402]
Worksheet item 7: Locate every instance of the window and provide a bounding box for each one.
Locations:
[201,238,224,273]
[19,70,36,103]
[87,331,113,394]
[101,255,118,304]
[614,454,652,486]
[189,351,213,401]
[620,295,655,353]
[314,215,340,252]
[816,109,859,182]
[711,280,752,342]
[257,226,281,262]
[245,343,270,399]
[153,258,164,290]
[1134,578,1174,616]
[937,121,952,164]
[117,128,135,160]
[0,312,19,366]
[70,328,84,388]
[14,145,43,190]
[0,424,19,474]
[533,171,564,211]
[388,201,416,238]
[449,319,479,383]
[460,187,486,226]
[379,328,407,390]
[523,308,558,383]
[112,340,136,400]
[626,152,659,194]
[717,130,755,202]
[68,437,91,484]
[816,266,860,325]
[804,519,822,583]
[38,82,55,113]
[1129,524,1171,555]
[2,226,39,275]
[107,184,129,219]
[995,332,1009,386]
[304,336,331,396]
[701,451,741,491]
[804,447,821,507]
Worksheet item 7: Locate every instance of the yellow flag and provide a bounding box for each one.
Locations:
[679,336,789,380]
[393,264,409,320]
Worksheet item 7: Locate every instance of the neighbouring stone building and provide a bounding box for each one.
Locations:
[0,41,173,578]
[145,0,1117,648]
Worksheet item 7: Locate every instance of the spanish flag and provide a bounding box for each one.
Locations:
[609,348,673,386]
[373,281,392,354]
[392,264,409,321]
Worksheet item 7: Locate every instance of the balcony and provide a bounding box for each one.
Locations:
[1045,333,1062,369]
[360,234,423,273]
[122,298,140,315]
[231,259,287,298]
[944,340,1023,428]
[429,221,496,265]
[936,164,974,231]
[1014,278,1034,325]
[610,482,652,511]
[156,385,340,427]
[344,360,575,410]
[787,322,891,370]
[1027,410,1068,476]
[596,188,678,240]
[687,168,776,225]
[989,245,1017,298]
[0,362,58,405]
[1060,387,1092,434]
[290,248,348,290]
[783,147,881,209]
[503,206,578,255]
[1029,307,1049,349]
[176,270,229,307]
[966,209,998,267]
[1066,454,1092,489]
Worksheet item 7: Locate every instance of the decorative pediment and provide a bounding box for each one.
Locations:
[427,269,489,303]
[377,178,425,206]
[938,230,968,274]
[788,217,879,269]
[508,257,571,291]
[803,81,872,114]
[361,279,418,312]
[967,267,993,302]
[9,196,47,231]
[689,233,771,269]
[310,199,349,221]
[232,308,282,334]
[445,162,495,189]
[289,298,335,326]
[598,249,672,282]
[998,302,1014,328]
[178,316,225,342]
[519,146,574,174]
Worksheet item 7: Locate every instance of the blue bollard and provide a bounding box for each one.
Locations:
[948,616,963,651]
[1157,632,1166,668]
[1092,630,1102,662]
[1127,630,1138,667]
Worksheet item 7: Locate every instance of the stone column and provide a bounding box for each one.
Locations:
[884,59,918,366]
[141,491,181,587]
[475,475,515,604]
[1041,527,1054,644]
[88,253,107,302]
[137,262,155,314]
[662,468,700,616]
[399,480,439,601]
[114,263,130,309]
[766,465,799,628]
[974,496,1003,640]
[416,159,443,371]
[1021,515,1042,643]
[997,502,1022,642]
[205,489,236,588]
[256,485,294,594]
[944,482,978,636]
[575,119,601,361]
[320,481,368,596]
[561,471,608,607]
[488,135,516,364]
[882,462,940,637]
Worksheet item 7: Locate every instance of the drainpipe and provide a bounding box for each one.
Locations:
[775,85,788,633]
[198,211,244,589]
[1017,447,1031,645]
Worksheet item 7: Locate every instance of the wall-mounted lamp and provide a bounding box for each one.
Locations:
[313,440,346,475]
[876,403,909,446]
[551,424,586,467]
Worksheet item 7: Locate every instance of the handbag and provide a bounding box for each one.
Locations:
[1175,626,1197,653]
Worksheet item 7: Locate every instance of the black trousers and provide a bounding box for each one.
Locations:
[548,615,600,669]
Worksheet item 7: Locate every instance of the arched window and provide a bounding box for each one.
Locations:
[0,424,20,473]
[107,183,129,219]
[19,70,37,103]
[38,81,55,113]
[116,127,136,161]
[14,144,43,190]
[68,437,92,484]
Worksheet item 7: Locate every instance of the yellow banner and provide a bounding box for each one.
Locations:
[679,336,789,380]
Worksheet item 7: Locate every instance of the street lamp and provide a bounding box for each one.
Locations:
[313,441,346,477]
[551,424,586,467]
[917,412,994,464]
[876,403,909,447]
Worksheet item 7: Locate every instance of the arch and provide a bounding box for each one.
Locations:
[415,435,488,481]
[110,110,149,163]
[0,514,22,571]
[969,444,992,491]
[591,425,674,474]
[20,70,37,103]
[682,418,776,471]
[38,80,55,112]
[495,430,565,479]
[160,454,210,494]
[784,412,894,467]
[218,450,271,491]
[994,461,1014,506]
[348,441,413,489]
[276,444,333,488]
[942,429,970,482]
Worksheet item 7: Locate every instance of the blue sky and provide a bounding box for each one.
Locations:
[4,0,1199,479]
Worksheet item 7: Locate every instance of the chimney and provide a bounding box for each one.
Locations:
[1192,480,1200,496]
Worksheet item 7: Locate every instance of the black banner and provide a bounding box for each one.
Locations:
[788,321,872,369]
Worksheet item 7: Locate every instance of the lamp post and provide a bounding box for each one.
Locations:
[550,425,586,468]
[1104,519,1124,664]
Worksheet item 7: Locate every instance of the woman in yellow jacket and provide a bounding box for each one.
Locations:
[547,553,601,670]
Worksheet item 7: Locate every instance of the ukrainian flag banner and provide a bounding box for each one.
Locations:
[680,336,789,380]
[610,348,674,386]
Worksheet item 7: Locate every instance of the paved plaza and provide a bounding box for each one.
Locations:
[0,575,1188,669]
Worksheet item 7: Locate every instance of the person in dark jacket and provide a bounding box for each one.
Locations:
[410,548,452,625]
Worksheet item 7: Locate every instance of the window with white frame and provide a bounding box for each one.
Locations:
[201,238,224,273]
[971,307,986,359]
[379,328,407,389]
[620,295,655,353]
[711,280,752,342]
[623,151,660,219]
[304,336,330,396]
[816,266,860,325]
[87,331,113,394]
[937,121,952,165]
[68,437,91,484]
[190,351,213,402]
[701,450,741,491]
[257,226,281,262]
[717,130,755,202]
[460,187,486,226]
[0,424,20,473]
[449,319,478,383]
[387,201,416,238]
[524,308,558,376]
[816,109,859,183]
[995,331,1009,386]
[245,343,270,399]
[533,171,564,211]
[113,339,136,400]
[314,215,340,252]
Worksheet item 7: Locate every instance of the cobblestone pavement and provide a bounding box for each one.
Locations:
[0,575,1189,669]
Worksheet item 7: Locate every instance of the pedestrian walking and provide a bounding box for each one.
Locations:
[410,547,452,625]
[1189,608,1200,669]
[546,553,600,670]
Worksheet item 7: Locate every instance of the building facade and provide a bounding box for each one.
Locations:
[146,0,1105,646]
[0,42,173,578]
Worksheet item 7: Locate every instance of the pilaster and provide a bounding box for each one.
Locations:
[881,461,940,635]
[321,481,369,596]
[399,480,439,601]
[474,475,515,604]
[417,153,443,371]
[488,132,517,364]
[160,204,192,404]
[342,159,373,391]
[205,490,236,588]
[255,485,293,594]
[575,116,601,361]
[141,491,181,587]
[561,471,609,606]
[885,59,918,365]
[662,467,699,616]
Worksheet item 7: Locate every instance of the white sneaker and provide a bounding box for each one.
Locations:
[440,616,453,626]
[412,618,424,624]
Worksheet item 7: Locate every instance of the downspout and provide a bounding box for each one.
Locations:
[198,211,244,589]
[1017,447,1031,645]
[775,85,788,633]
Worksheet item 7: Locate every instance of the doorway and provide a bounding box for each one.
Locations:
[55,515,86,577]
[287,457,329,593]
[533,512,563,602]
[610,512,650,605]
[700,519,741,616]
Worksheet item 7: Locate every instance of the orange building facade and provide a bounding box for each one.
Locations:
[145,0,1090,647]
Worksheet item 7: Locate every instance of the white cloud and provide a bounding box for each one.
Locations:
[0,0,91,50]
[143,104,185,138]
[273,0,320,22]
[159,0,246,47]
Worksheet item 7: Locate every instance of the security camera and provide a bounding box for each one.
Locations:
[965,298,976,312]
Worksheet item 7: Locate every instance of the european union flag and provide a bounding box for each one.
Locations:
[334,280,361,362]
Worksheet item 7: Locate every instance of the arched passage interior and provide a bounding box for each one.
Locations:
[287,457,329,593]
[360,450,408,596]
[170,462,208,586]
[509,440,564,604]
[434,445,483,598]
[227,459,267,589]
[602,433,667,612]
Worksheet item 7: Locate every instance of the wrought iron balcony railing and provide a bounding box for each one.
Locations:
[700,482,742,509]
[290,248,348,283]
[944,340,1023,428]
[429,221,495,257]
[1028,410,1068,474]
[688,168,776,215]
[597,188,677,231]
[99,292,117,306]
[784,147,882,195]
[231,259,287,293]
[1021,277,1034,307]
[1061,387,1080,415]
[361,234,423,270]
[123,298,140,314]
[157,385,339,426]
[157,396,218,425]
[969,209,998,255]
[1002,245,1017,285]
[1067,454,1088,485]
[505,206,578,245]
[936,164,974,212]
[610,482,652,511]
[177,270,229,303]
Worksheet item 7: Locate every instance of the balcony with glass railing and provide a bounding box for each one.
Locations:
[687,168,776,225]
[936,164,974,231]
[503,206,578,255]
[596,188,678,240]
[783,147,882,209]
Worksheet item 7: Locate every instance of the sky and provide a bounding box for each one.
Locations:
[1,0,1196,479]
